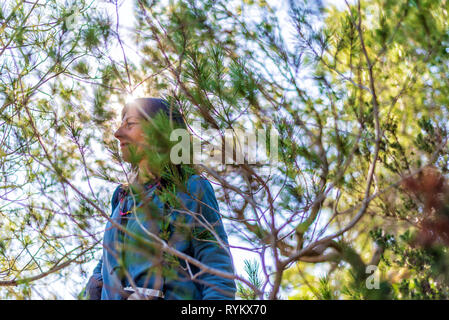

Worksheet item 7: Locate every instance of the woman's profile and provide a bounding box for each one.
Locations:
[84,97,236,300]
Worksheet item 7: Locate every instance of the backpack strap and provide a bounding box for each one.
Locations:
[111,184,123,215]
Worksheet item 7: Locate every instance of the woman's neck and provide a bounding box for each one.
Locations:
[137,159,156,185]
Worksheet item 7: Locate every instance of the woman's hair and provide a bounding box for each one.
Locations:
[122,97,196,192]
[122,97,186,129]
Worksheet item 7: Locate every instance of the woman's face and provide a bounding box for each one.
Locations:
[113,105,146,163]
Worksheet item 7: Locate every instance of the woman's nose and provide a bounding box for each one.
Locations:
[114,126,123,140]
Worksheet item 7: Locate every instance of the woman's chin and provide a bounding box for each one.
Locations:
[120,152,130,163]
[121,153,140,165]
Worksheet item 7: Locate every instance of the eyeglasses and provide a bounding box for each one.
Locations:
[119,119,139,130]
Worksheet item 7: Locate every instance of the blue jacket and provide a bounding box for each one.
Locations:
[87,174,236,300]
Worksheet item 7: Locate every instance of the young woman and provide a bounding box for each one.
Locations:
[84,97,236,300]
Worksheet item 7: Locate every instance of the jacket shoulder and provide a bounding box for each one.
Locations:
[185,174,215,197]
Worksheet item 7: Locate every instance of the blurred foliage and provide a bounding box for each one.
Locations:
[283,0,449,299]
[1,0,449,300]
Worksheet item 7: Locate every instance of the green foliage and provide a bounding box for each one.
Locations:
[237,259,263,299]
[371,228,449,299]
[2,0,449,300]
